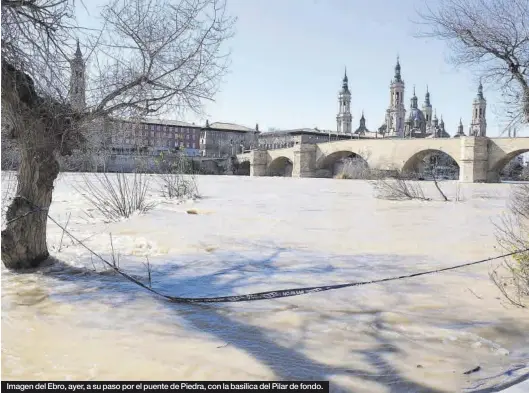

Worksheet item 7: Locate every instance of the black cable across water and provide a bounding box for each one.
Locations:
[46,214,529,304]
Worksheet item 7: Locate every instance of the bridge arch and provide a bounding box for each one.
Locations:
[267,156,293,177]
[488,148,529,181]
[401,149,460,179]
[315,150,369,178]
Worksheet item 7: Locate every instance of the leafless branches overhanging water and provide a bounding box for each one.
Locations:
[414,0,529,130]
[1,0,235,269]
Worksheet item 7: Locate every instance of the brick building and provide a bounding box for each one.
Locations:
[109,118,202,156]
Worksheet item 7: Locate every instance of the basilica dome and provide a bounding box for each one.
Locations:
[408,107,426,123]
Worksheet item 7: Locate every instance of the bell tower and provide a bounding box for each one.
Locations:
[336,68,352,134]
[69,39,86,112]
[469,81,487,137]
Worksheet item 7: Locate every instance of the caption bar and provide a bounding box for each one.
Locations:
[2,381,329,393]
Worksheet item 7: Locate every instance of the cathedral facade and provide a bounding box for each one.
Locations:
[335,58,487,139]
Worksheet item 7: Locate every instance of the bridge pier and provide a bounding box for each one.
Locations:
[292,144,316,177]
[249,150,268,176]
[459,137,489,183]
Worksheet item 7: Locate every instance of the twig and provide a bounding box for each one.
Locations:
[57,211,71,252]
[433,176,449,201]
[109,232,117,268]
[466,287,483,300]
[431,161,449,202]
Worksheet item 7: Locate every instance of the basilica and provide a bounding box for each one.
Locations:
[336,58,487,139]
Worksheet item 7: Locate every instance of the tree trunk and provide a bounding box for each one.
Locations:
[1,148,60,269]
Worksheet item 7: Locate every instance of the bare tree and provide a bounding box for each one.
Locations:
[1,0,235,269]
[370,154,452,202]
[416,0,529,128]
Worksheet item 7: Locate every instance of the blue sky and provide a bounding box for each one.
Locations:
[77,0,518,136]
[190,0,511,135]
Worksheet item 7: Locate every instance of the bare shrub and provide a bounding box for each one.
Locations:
[491,184,529,307]
[76,171,155,222]
[161,173,200,200]
[370,175,431,201]
[155,152,200,200]
[335,157,372,179]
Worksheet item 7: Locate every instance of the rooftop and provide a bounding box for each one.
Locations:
[142,118,198,128]
[261,128,341,136]
[208,122,256,132]
[110,117,199,128]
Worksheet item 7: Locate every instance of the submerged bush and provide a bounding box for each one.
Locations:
[491,184,529,307]
[155,151,200,200]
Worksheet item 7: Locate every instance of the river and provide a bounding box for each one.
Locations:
[2,173,529,392]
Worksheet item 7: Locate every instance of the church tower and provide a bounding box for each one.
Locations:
[469,81,487,137]
[385,57,406,137]
[422,86,433,126]
[69,39,86,112]
[336,69,352,134]
[454,118,466,138]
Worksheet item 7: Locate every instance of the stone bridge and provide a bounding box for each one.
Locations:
[236,136,529,182]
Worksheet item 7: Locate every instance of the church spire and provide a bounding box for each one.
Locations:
[75,38,82,58]
[424,85,431,106]
[477,79,484,100]
[342,67,349,91]
[410,85,418,108]
[69,38,86,112]
[394,56,402,82]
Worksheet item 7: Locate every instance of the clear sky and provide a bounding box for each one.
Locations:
[77,0,525,137]
[188,0,516,136]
